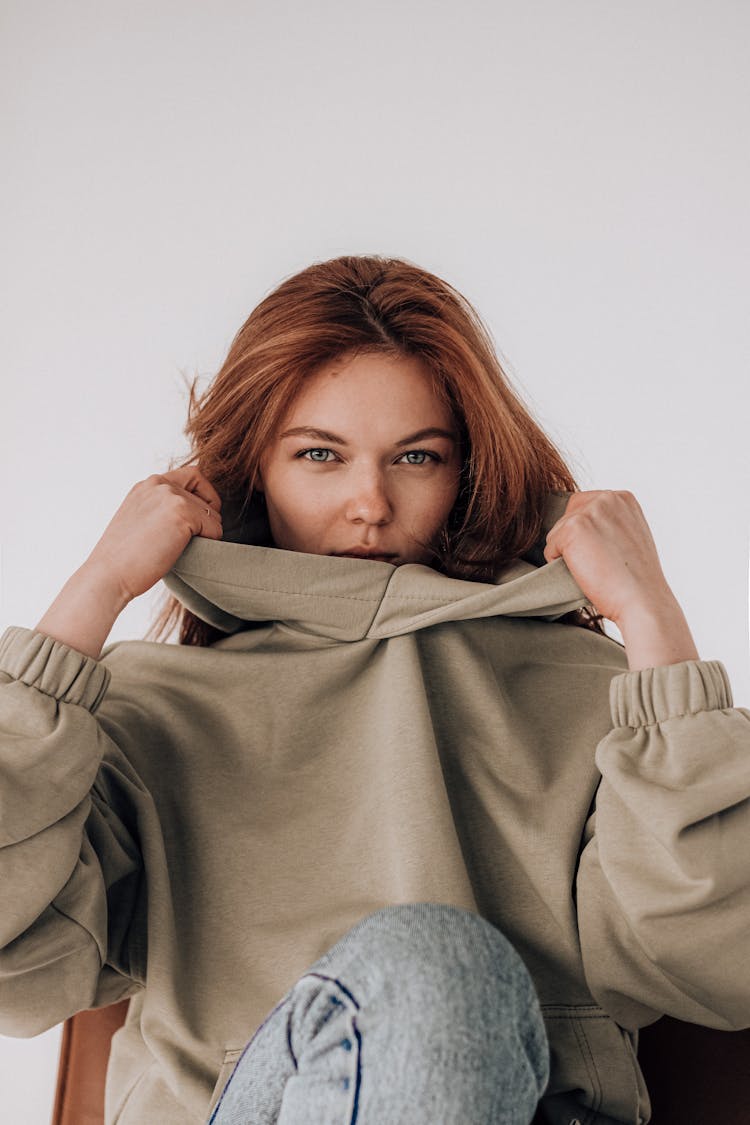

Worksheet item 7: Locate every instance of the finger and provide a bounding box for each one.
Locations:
[164,466,223,511]
[197,501,222,526]
[193,475,223,511]
[201,504,223,539]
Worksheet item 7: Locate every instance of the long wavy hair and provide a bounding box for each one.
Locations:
[145,254,607,647]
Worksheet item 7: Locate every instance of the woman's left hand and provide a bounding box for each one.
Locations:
[543,490,674,627]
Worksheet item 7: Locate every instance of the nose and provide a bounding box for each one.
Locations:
[344,468,393,526]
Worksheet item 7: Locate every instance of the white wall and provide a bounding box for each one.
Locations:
[2,1,748,1120]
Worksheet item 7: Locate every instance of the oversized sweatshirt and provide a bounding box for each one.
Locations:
[1,489,749,1125]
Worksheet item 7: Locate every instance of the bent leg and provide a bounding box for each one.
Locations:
[208,902,549,1125]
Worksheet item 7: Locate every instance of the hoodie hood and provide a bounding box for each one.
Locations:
[162,489,594,642]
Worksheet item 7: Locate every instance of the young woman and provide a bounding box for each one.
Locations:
[0,254,748,1125]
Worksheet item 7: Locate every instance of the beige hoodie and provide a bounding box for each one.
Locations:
[0,490,748,1125]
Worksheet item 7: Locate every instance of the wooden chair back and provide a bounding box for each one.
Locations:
[51,1001,130,1125]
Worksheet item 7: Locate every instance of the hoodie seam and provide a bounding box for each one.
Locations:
[172,571,459,604]
[613,709,723,731]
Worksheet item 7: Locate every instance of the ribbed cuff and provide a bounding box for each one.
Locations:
[0,625,111,711]
[609,659,733,728]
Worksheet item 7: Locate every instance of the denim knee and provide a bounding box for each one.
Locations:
[212,903,550,1124]
[324,902,538,996]
[299,901,549,1089]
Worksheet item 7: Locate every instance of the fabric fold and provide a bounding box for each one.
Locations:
[609,659,733,729]
[0,625,111,711]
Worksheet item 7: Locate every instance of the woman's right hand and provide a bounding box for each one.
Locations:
[33,467,223,660]
[84,467,224,605]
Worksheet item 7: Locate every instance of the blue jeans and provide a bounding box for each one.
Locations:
[207,903,549,1124]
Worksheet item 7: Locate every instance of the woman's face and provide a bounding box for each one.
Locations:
[256,352,463,566]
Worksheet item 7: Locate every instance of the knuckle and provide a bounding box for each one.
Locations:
[613,489,634,507]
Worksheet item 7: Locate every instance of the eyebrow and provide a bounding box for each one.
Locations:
[278,426,459,447]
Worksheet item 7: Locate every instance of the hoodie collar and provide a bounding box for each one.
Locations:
[161,490,593,642]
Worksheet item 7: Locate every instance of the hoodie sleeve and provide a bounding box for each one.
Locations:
[0,625,146,1037]
[575,657,750,1032]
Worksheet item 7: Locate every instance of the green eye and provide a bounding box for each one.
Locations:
[299,448,335,462]
[401,450,436,465]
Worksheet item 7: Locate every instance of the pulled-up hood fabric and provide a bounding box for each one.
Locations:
[162,489,594,639]
[1,489,748,1125]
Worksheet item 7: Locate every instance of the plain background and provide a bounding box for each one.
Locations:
[2,1,749,1120]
